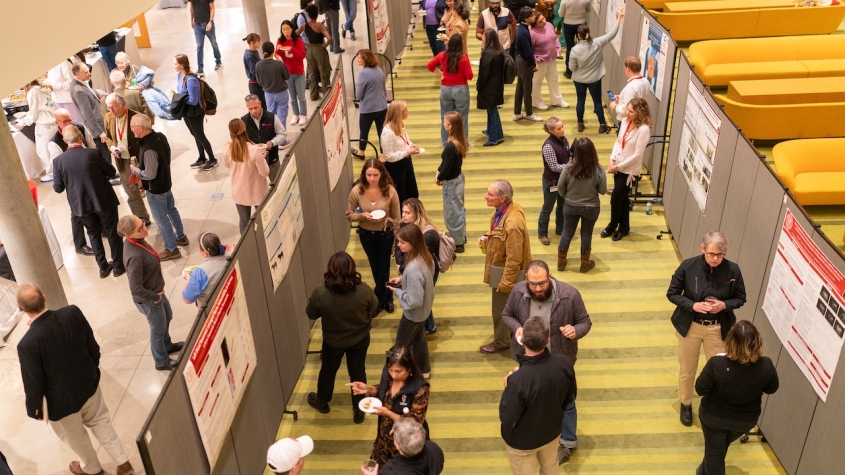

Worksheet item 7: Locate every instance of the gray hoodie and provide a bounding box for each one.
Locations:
[568,24,619,84]
[394,259,435,323]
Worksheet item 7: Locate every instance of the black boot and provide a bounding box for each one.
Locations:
[680,404,693,426]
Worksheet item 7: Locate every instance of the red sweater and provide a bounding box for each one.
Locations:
[275,37,306,76]
[427,52,473,87]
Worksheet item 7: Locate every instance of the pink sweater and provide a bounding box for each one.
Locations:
[530,23,562,63]
[223,142,271,206]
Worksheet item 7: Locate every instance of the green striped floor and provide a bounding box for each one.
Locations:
[272,21,787,475]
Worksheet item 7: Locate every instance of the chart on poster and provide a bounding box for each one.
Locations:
[321,68,349,191]
[261,159,304,290]
[762,209,845,401]
[639,17,668,98]
[370,0,391,54]
[677,76,721,212]
[183,262,257,467]
[606,0,625,53]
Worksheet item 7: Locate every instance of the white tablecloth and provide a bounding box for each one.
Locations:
[38,205,64,271]
[12,128,43,180]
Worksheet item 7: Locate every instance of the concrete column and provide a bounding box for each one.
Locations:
[0,115,67,309]
[242,0,271,45]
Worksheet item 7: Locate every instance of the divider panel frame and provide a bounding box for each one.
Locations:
[717,138,761,265]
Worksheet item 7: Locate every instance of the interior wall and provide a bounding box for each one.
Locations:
[0,0,160,95]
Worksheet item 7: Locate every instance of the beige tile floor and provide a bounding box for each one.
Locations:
[0,1,369,473]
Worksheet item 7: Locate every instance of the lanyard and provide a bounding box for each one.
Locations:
[399,130,409,146]
[621,121,634,149]
[127,238,160,260]
[116,115,127,142]
[628,75,643,83]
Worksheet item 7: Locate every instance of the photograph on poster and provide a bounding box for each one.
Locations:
[638,18,668,98]
[606,0,625,53]
[261,160,304,290]
[183,262,257,467]
[676,76,721,212]
[321,67,349,191]
[591,0,601,14]
[762,209,845,401]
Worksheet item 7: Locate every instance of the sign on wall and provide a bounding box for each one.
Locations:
[321,67,349,191]
[183,263,257,468]
[763,209,845,401]
[260,160,304,290]
[677,76,721,212]
[639,17,668,99]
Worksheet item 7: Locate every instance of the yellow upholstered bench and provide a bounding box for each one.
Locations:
[713,94,845,140]
[689,35,845,86]
[772,139,845,205]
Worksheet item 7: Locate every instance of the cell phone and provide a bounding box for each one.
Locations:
[607,91,616,101]
[387,282,402,289]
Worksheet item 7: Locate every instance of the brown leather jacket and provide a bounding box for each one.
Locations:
[483,201,532,293]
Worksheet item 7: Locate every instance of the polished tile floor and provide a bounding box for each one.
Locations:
[0,1,367,473]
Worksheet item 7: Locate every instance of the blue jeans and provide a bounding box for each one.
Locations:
[265,90,290,127]
[560,400,577,448]
[193,22,222,71]
[135,295,175,367]
[99,44,117,71]
[146,191,185,252]
[574,79,606,125]
[287,75,307,117]
[440,85,470,146]
[340,0,357,31]
[485,107,504,143]
[539,177,564,238]
[441,173,466,245]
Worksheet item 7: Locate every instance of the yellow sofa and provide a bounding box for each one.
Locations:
[772,139,845,205]
[689,35,845,86]
[713,94,845,140]
[653,5,845,42]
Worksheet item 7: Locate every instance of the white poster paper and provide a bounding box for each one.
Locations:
[321,68,349,191]
[183,262,257,467]
[260,159,304,290]
[591,0,601,15]
[605,0,625,54]
[762,209,845,401]
[638,17,668,99]
[371,0,391,55]
[677,76,721,212]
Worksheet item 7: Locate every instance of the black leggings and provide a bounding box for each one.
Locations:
[359,109,387,153]
[184,112,215,161]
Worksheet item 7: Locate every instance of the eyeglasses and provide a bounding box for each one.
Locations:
[527,280,549,288]
[133,222,147,234]
[704,252,725,259]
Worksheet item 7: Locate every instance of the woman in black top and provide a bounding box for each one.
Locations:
[436,111,467,253]
[306,252,378,424]
[695,321,778,475]
[477,29,505,146]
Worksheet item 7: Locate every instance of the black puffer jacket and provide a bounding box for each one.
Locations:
[667,254,746,340]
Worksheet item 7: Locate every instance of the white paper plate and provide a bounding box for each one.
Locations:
[418,148,426,154]
[470,60,480,66]
[358,397,383,414]
[516,335,523,346]
[370,209,386,220]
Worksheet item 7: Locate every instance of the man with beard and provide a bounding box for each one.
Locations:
[502,260,591,465]
[475,0,517,50]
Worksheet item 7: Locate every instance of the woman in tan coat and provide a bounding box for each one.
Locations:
[439,1,470,55]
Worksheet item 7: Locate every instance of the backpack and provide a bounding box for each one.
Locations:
[197,76,218,115]
[502,53,517,85]
[437,230,457,273]
[292,11,302,29]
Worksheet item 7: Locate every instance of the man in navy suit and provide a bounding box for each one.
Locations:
[53,124,125,279]
[16,283,134,475]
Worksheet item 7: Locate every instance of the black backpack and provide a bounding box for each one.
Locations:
[503,53,517,84]
[195,75,218,115]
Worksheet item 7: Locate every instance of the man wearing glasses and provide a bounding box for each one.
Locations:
[667,231,746,427]
[502,259,591,464]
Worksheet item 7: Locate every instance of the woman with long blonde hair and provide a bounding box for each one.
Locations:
[380,100,421,203]
[436,111,467,254]
[222,118,270,233]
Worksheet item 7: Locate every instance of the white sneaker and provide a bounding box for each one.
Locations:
[40,173,53,182]
[534,103,549,111]
[554,101,571,108]
[299,115,308,125]
[526,114,543,122]
[291,115,300,126]
[513,114,524,121]
[422,372,431,379]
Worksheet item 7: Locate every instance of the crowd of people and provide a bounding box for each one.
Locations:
[7,1,782,475]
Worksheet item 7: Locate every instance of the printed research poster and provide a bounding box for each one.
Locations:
[183,262,257,467]
[606,0,624,54]
[261,159,304,290]
[371,0,391,54]
[762,209,845,401]
[321,67,349,191]
[639,18,668,99]
[677,76,721,212]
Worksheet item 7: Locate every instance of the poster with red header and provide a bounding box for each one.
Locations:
[762,209,845,401]
[369,0,391,54]
[183,262,257,467]
[321,67,349,191]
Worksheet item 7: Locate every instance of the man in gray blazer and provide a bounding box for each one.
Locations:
[70,63,110,163]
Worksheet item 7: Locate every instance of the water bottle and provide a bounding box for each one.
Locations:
[646,201,653,215]
[130,77,137,87]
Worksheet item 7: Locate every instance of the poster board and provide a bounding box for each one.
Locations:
[321,67,349,191]
[606,0,625,53]
[762,208,845,401]
[260,159,304,290]
[677,75,722,213]
[183,262,257,468]
[638,16,668,99]
[370,0,391,55]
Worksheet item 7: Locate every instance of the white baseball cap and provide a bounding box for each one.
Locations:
[267,436,314,473]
